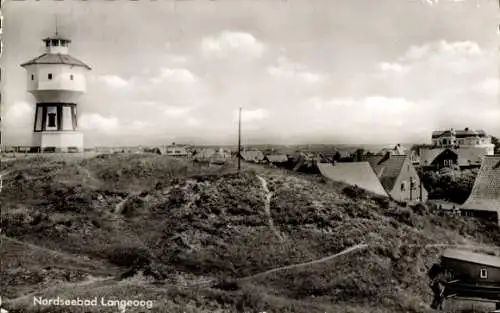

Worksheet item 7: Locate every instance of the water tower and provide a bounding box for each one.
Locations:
[20,32,91,152]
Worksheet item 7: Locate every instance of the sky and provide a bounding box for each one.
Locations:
[1,0,499,147]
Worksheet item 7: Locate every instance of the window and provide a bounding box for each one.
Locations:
[45,40,50,48]
[51,39,59,46]
[70,74,74,80]
[48,73,53,80]
[480,268,488,279]
[48,113,56,127]
[31,74,34,81]
[401,181,406,191]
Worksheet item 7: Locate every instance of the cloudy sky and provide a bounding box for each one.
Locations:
[1,0,498,147]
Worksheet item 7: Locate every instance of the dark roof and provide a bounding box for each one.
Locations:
[462,155,500,212]
[442,249,500,268]
[317,162,388,197]
[43,34,72,42]
[432,129,488,138]
[364,154,408,192]
[21,53,91,70]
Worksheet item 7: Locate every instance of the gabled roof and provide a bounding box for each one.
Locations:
[442,249,500,268]
[21,53,92,70]
[461,155,500,212]
[420,148,459,165]
[317,162,389,197]
[455,149,485,167]
[420,148,448,166]
[364,154,408,192]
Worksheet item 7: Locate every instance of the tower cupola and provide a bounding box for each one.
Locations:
[43,34,71,54]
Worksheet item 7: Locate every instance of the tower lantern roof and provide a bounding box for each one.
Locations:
[20,33,91,70]
[42,34,72,43]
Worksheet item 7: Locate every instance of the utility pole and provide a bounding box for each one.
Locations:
[237,107,242,172]
[420,161,424,202]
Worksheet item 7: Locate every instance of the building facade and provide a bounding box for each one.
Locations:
[20,34,91,152]
[420,128,495,170]
[365,153,428,203]
[432,128,495,154]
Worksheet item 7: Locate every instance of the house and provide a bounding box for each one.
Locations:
[432,128,495,154]
[240,150,265,163]
[364,153,428,202]
[421,148,459,170]
[317,162,389,197]
[420,127,495,170]
[377,144,406,156]
[460,155,500,225]
[437,249,500,309]
[264,154,289,164]
[441,249,500,284]
[194,148,231,164]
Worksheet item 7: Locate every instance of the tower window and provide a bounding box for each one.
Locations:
[70,74,74,80]
[51,39,59,46]
[48,73,53,80]
[48,113,56,127]
[480,268,488,279]
[31,74,34,81]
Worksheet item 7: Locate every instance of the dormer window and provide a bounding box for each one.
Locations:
[51,39,59,46]
[48,73,53,80]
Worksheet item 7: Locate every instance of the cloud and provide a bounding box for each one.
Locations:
[130,120,147,130]
[96,75,129,88]
[237,108,270,123]
[377,62,411,75]
[163,105,192,117]
[151,68,198,84]
[3,101,33,122]
[79,113,120,133]
[201,31,265,59]
[473,78,498,96]
[300,96,430,140]
[186,117,201,127]
[267,56,324,83]
[421,0,467,5]
[399,40,486,74]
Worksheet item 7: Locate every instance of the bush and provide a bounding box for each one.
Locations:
[107,246,152,267]
[422,169,477,203]
[342,185,369,199]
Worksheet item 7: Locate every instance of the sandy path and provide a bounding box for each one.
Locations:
[256,175,284,242]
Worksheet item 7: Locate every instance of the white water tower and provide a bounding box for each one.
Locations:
[20,32,91,152]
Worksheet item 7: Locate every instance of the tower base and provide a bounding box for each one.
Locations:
[32,131,84,153]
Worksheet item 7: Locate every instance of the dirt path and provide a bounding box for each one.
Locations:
[113,193,139,214]
[238,243,369,282]
[1,236,111,269]
[6,275,116,305]
[256,175,284,242]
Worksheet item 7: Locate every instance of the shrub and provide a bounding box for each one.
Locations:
[107,246,152,267]
[422,169,477,203]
